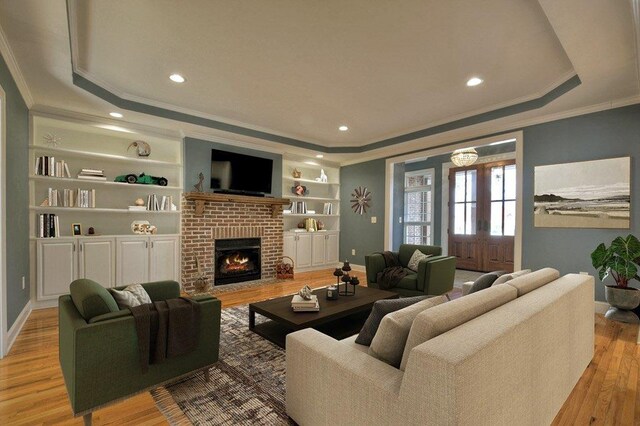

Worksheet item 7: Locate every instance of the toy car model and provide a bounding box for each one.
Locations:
[114,173,168,186]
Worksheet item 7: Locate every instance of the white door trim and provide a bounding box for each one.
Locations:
[385,131,524,270]
[0,83,7,357]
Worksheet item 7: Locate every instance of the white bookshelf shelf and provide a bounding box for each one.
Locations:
[282,176,340,185]
[288,195,339,202]
[30,206,180,214]
[29,145,182,167]
[30,175,182,190]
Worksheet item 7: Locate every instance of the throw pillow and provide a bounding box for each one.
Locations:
[368,295,448,367]
[467,271,505,294]
[407,249,432,272]
[355,296,427,345]
[70,279,120,321]
[491,269,531,286]
[110,284,152,309]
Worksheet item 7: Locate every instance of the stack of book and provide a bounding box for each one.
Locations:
[77,168,107,181]
[146,194,175,211]
[34,156,71,178]
[37,213,59,238]
[47,188,96,208]
[323,202,334,215]
[291,294,320,312]
[289,201,308,214]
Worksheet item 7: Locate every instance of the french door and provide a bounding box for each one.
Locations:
[448,160,515,272]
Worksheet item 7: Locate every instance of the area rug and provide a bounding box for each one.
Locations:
[151,305,292,425]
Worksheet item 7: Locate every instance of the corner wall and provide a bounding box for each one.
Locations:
[0,53,29,328]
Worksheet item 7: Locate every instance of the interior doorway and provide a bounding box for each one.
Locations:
[448,160,515,272]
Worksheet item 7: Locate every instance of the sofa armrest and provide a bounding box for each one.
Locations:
[416,256,456,294]
[286,328,403,425]
[365,253,387,286]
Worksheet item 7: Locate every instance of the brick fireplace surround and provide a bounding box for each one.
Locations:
[181,194,286,293]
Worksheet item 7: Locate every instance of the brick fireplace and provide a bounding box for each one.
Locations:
[181,193,288,292]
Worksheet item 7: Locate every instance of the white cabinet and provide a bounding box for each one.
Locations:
[79,238,116,287]
[116,235,180,286]
[295,233,313,268]
[149,236,179,282]
[37,238,77,300]
[283,231,339,271]
[116,237,150,285]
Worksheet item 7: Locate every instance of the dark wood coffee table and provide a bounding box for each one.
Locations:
[249,286,398,348]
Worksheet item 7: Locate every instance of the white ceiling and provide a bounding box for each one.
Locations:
[0,0,638,163]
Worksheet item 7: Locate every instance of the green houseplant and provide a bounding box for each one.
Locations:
[591,234,640,323]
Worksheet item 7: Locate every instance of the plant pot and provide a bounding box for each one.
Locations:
[604,286,640,323]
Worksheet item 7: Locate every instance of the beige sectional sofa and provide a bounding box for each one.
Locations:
[286,268,594,425]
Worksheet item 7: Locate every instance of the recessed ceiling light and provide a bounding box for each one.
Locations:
[316,154,324,158]
[466,77,483,87]
[109,112,123,118]
[169,73,186,83]
[338,125,349,131]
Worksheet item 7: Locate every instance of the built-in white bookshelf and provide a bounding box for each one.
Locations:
[29,115,183,236]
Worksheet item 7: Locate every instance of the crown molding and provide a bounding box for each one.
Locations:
[0,23,34,108]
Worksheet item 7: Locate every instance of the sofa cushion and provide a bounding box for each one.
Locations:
[369,295,448,367]
[468,271,504,294]
[506,268,559,297]
[70,279,120,321]
[340,335,369,354]
[396,274,418,291]
[407,249,432,272]
[110,284,152,309]
[355,296,427,345]
[400,284,518,370]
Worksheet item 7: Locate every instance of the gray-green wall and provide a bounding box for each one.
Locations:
[184,137,282,197]
[522,104,640,302]
[0,53,29,328]
[392,142,515,250]
[339,159,386,265]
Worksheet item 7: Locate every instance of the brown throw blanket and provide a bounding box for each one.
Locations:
[376,251,408,289]
[130,297,201,373]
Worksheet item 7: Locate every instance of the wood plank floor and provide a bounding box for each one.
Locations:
[0,269,637,425]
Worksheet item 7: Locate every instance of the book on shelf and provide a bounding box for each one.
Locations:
[146,194,175,211]
[37,213,59,238]
[48,187,95,208]
[128,206,147,211]
[77,168,107,180]
[77,175,107,181]
[322,202,334,215]
[34,156,71,178]
[289,201,307,214]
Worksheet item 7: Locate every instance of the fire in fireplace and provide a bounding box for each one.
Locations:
[214,238,261,285]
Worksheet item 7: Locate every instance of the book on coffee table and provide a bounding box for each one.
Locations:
[291,294,320,312]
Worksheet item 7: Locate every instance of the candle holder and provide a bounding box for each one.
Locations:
[338,260,355,296]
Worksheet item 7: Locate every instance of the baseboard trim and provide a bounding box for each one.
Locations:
[594,301,609,315]
[5,301,31,356]
[31,299,58,310]
[349,264,366,272]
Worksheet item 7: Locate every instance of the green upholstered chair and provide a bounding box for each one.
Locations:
[59,279,221,425]
[365,244,456,297]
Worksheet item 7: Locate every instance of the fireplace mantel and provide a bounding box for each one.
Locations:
[184,192,290,217]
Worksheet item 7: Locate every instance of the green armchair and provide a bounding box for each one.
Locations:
[59,279,221,424]
[365,244,456,297]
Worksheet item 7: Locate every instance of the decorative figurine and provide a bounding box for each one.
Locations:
[320,169,328,183]
[194,172,205,192]
[292,168,302,178]
[135,198,145,206]
[87,227,95,235]
[298,285,313,300]
[292,181,308,196]
[128,140,151,157]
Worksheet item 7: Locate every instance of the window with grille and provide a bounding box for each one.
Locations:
[404,169,434,245]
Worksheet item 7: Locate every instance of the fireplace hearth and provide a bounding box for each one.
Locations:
[214,238,261,285]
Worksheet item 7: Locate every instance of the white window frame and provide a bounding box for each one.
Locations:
[403,168,434,245]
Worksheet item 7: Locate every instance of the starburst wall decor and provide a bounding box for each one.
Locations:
[350,186,371,215]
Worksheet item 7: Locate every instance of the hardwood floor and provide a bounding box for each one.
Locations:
[0,269,637,425]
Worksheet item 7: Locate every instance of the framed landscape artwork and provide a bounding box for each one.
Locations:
[534,157,631,229]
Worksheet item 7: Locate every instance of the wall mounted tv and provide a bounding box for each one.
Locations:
[210,149,273,195]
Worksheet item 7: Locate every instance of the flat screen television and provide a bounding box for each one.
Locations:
[210,149,273,195]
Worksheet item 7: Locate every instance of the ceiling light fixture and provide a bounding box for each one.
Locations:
[304,161,319,166]
[466,77,483,87]
[338,125,349,131]
[169,73,186,83]
[109,112,123,118]
[316,154,324,159]
[451,148,479,167]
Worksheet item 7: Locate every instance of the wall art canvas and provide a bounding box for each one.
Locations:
[534,157,630,229]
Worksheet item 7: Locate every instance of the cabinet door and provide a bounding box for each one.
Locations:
[116,237,149,285]
[79,238,116,288]
[311,233,326,266]
[37,239,77,300]
[296,233,312,268]
[326,233,339,265]
[283,234,296,262]
[149,236,179,282]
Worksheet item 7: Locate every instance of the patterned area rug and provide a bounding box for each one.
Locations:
[151,306,292,425]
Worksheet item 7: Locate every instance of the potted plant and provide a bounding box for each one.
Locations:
[591,234,640,323]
